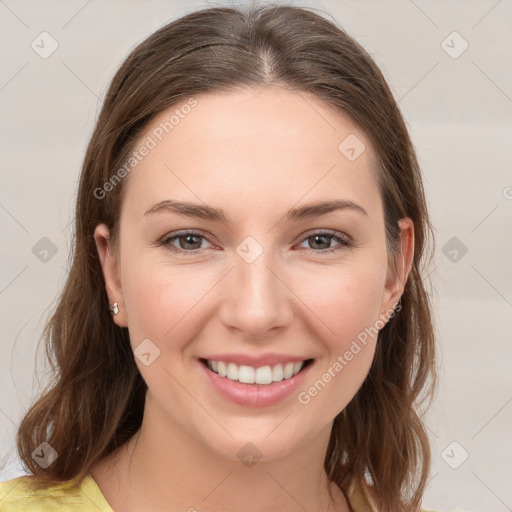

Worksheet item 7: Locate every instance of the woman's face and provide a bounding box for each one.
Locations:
[95,86,410,462]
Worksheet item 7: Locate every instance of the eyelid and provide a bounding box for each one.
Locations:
[159,229,215,248]
[296,228,352,244]
[159,228,209,242]
[158,228,353,255]
[159,228,351,243]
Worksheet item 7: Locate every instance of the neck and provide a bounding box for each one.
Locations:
[91,395,350,512]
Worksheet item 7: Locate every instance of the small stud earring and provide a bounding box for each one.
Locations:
[109,302,119,316]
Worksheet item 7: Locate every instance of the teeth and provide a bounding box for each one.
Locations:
[272,363,284,382]
[227,362,238,380]
[283,362,294,379]
[205,359,307,385]
[255,366,273,385]
[217,361,227,377]
[238,365,255,384]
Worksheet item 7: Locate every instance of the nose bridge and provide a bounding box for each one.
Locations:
[219,239,293,337]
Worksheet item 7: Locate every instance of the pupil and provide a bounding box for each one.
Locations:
[182,235,201,249]
[311,235,329,250]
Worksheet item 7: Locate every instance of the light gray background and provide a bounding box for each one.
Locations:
[1,1,511,511]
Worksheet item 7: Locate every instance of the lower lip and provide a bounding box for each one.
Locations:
[199,359,314,407]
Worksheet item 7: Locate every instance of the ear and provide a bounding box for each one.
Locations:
[93,223,128,327]
[378,218,414,323]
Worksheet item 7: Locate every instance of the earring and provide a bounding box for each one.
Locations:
[109,302,119,316]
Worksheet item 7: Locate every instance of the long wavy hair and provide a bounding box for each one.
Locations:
[15,3,436,511]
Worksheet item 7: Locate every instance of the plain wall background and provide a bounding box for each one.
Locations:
[1,1,511,510]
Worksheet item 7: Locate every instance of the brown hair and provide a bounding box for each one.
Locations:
[16,3,436,511]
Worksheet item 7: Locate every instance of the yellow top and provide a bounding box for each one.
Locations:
[0,474,443,511]
[0,475,112,511]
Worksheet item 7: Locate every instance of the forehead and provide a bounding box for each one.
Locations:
[121,86,382,221]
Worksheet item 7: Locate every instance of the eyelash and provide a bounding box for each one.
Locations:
[157,229,353,256]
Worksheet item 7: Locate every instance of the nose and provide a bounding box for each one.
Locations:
[218,247,295,340]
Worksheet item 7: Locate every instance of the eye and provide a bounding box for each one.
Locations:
[159,230,213,255]
[157,229,353,256]
[296,230,352,254]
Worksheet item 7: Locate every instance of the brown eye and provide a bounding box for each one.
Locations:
[160,230,212,255]
[175,234,203,250]
[297,231,352,254]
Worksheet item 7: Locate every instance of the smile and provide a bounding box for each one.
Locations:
[203,358,313,385]
[199,357,314,407]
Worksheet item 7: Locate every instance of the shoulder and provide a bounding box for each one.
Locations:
[346,477,459,512]
[0,474,113,512]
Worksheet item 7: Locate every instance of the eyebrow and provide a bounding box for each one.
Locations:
[143,199,368,222]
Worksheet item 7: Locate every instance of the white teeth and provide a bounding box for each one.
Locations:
[272,363,284,382]
[227,362,238,380]
[255,366,273,385]
[283,362,294,379]
[217,361,227,377]
[238,365,255,384]
[205,359,308,385]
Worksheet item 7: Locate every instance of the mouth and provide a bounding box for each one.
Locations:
[199,357,314,386]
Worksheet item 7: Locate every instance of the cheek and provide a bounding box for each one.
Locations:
[122,263,208,342]
[292,259,385,345]
[293,263,384,412]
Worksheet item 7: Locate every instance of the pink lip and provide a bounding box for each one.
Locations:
[198,358,314,407]
[200,353,309,367]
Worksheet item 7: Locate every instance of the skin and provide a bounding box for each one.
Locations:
[92,86,414,512]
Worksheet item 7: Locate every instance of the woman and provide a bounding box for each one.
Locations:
[0,3,438,511]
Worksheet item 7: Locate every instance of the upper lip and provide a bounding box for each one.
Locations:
[200,353,312,367]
